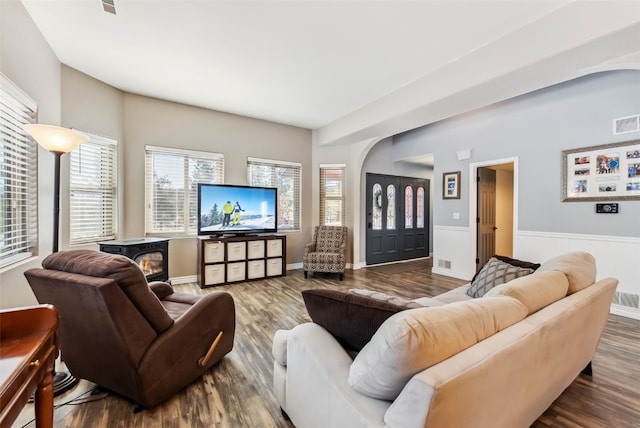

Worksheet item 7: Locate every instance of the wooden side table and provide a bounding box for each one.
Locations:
[0,305,59,428]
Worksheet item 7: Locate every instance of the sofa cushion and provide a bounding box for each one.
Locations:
[484,271,569,315]
[302,289,404,351]
[466,257,535,298]
[348,296,528,400]
[536,251,596,294]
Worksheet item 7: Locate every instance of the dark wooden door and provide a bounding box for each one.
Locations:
[476,167,496,271]
[366,173,429,265]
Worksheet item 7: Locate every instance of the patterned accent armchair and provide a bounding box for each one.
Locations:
[303,226,347,280]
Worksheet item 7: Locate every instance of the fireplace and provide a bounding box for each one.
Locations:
[99,238,169,282]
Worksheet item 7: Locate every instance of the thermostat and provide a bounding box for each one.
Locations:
[595,203,618,214]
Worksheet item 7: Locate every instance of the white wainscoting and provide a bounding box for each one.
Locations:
[432,226,640,320]
[432,225,475,281]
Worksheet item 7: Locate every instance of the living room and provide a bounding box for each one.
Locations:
[1,1,640,427]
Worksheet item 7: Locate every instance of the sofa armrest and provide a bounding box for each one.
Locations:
[148,281,173,300]
[304,243,316,256]
[283,323,390,427]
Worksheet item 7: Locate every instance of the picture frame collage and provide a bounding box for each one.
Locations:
[563,139,640,201]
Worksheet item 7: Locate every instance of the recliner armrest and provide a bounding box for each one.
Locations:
[304,243,316,255]
[149,281,173,300]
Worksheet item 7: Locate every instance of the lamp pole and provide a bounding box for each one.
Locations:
[52,151,63,253]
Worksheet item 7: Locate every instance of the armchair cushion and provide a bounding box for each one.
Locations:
[42,250,174,333]
[302,289,403,351]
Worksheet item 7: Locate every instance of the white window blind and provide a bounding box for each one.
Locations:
[320,164,346,226]
[247,157,301,231]
[145,145,224,235]
[69,132,117,244]
[0,73,38,267]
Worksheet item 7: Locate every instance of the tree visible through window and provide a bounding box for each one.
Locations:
[247,158,301,231]
[145,146,224,235]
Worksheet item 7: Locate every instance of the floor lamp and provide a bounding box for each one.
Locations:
[22,124,89,395]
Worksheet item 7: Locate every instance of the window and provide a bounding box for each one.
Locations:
[247,157,301,231]
[0,73,38,268]
[319,164,346,226]
[145,146,224,235]
[69,132,117,245]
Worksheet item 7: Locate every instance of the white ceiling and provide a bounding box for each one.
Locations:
[21,0,640,142]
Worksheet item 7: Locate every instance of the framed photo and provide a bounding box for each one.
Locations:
[443,171,461,199]
[562,139,640,201]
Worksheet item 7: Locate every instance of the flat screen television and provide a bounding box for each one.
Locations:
[197,183,277,236]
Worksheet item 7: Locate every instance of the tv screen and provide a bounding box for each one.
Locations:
[197,184,277,236]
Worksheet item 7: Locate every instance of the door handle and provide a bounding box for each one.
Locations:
[493,226,498,231]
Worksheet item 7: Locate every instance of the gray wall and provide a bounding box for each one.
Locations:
[361,138,434,256]
[393,70,640,237]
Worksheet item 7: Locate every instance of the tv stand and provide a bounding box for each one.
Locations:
[197,234,286,288]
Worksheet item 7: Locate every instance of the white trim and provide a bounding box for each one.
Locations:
[319,163,347,168]
[433,225,470,232]
[169,275,197,285]
[0,72,37,111]
[247,156,301,167]
[287,262,303,271]
[518,229,640,245]
[432,266,472,281]
[145,144,223,160]
[610,304,640,321]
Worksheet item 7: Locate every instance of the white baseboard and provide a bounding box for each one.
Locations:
[287,262,303,271]
[169,275,197,285]
[610,304,640,320]
[431,267,473,281]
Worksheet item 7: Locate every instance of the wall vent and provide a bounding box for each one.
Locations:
[100,0,116,15]
[613,291,640,310]
[438,259,451,269]
[613,114,640,135]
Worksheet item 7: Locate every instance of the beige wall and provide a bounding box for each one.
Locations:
[0,0,62,308]
[122,94,312,277]
[495,169,514,257]
[0,1,312,309]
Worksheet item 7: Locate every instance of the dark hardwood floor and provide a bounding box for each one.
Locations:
[14,259,640,427]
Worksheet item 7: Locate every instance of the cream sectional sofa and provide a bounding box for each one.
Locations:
[272,252,617,428]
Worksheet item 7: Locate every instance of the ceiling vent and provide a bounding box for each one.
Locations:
[100,0,116,15]
[613,114,640,135]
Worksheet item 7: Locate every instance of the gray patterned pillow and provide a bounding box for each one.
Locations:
[466,257,534,298]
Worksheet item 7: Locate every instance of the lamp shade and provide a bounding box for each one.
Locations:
[22,124,89,153]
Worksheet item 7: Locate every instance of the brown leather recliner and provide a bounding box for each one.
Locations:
[24,249,235,408]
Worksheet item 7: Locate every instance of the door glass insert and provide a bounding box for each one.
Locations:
[404,186,413,229]
[386,184,396,230]
[372,183,382,230]
[417,186,424,229]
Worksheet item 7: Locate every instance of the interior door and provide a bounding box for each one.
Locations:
[366,173,429,265]
[477,167,496,271]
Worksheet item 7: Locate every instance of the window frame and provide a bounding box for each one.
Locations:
[247,157,301,232]
[0,73,38,268]
[69,131,118,245]
[145,145,224,236]
[319,164,346,226]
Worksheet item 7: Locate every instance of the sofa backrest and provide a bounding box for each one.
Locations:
[348,296,528,400]
[385,277,617,428]
[485,270,569,315]
[42,249,174,333]
[536,251,596,294]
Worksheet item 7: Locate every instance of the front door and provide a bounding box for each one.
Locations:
[365,173,429,265]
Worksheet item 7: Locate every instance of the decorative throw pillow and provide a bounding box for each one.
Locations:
[470,254,541,284]
[301,289,404,351]
[466,257,535,298]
